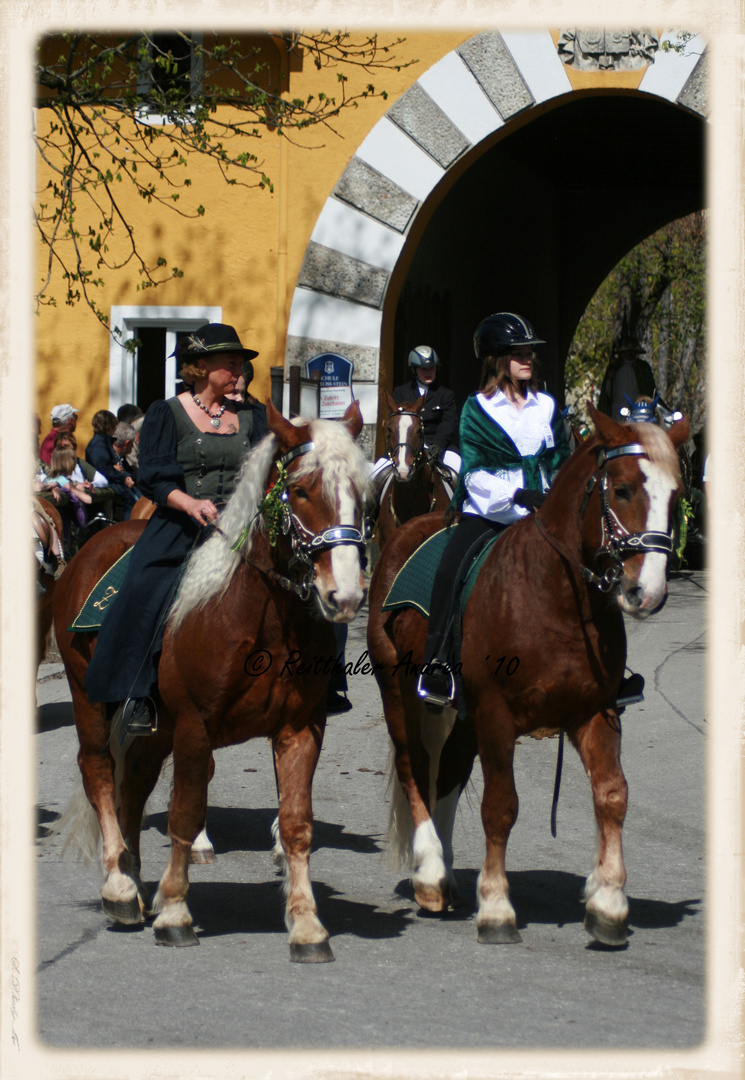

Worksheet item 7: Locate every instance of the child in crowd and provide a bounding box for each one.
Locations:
[35,446,94,527]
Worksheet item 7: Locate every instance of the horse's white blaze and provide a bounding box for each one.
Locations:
[395,414,415,480]
[618,458,676,617]
[412,819,448,890]
[319,481,365,619]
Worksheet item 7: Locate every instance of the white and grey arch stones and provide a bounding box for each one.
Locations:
[286,29,707,456]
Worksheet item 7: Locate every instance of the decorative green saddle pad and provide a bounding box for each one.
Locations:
[381,527,501,619]
[68,547,134,632]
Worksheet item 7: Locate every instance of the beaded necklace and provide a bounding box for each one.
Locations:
[191,392,227,429]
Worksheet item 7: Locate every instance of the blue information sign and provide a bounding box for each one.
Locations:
[304,353,354,419]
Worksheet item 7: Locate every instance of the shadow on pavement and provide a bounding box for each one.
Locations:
[395,867,701,933]
[144,806,382,856]
[177,879,412,941]
[36,701,75,732]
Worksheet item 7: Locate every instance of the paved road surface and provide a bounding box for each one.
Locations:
[34,571,706,1052]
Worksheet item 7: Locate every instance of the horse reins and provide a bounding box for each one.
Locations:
[535,442,675,594]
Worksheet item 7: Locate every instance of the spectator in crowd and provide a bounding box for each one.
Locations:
[117,403,143,424]
[35,444,94,544]
[85,409,140,519]
[225,373,247,405]
[113,421,140,485]
[39,403,78,464]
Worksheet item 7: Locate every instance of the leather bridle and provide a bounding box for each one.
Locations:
[253,441,367,601]
[386,408,424,479]
[536,443,675,594]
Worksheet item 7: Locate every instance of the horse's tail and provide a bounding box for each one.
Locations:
[41,720,162,864]
[385,742,414,870]
[41,774,100,865]
[384,702,456,869]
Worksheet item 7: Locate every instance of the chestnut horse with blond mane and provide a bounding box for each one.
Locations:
[54,401,371,961]
[367,404,688,947]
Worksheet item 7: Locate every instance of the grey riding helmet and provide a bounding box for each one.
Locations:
[408,346,440,368]
[473,312,545,358]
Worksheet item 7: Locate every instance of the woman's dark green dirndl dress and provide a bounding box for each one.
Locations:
[85,397,266,704]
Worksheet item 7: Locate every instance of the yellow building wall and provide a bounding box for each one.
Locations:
[33,30,469,449]
[34,27,669,450]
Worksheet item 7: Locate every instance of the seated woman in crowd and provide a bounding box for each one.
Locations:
[85,409,140,519]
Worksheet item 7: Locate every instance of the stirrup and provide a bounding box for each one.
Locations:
[617,673,644,709]
[120,696,158,737]
[416,665,456,708]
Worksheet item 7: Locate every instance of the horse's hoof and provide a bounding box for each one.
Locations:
[584,911,627,947]
[414,885,449,913]
[154,925,199,947]
[289,940,335,964]
[190,848,216,865]
[477,922,522,944]
[102,897,144,926]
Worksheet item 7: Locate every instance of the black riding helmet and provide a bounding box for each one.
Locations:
[473,312,545,358]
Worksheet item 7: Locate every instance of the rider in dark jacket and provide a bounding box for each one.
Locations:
[392,346,459,456]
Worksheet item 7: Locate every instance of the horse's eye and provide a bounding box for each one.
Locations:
[614,484,632,501]
[293,486,308,500]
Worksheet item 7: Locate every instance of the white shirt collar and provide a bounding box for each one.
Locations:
[491,388,539,408]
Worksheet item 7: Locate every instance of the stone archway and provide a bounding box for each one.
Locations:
[284,29,707,456]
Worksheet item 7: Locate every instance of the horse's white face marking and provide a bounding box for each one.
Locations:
[316,480,365,622]
[394,415,415,481]
[617,457,676,619]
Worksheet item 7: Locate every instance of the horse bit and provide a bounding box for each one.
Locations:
[536,443,674,594]
[259,441,367,601]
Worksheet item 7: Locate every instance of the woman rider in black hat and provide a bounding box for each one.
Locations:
[85,323,267,735]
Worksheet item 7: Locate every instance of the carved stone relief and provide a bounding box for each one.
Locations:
[558,29,659,71]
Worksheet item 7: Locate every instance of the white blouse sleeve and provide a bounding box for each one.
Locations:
[463,468,528,524]
[90,468,110,489]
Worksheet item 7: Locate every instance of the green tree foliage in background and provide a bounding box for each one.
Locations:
[34,31,413,328]
[565,211,706,436]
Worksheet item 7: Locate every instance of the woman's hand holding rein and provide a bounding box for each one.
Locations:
[165,488,219,525]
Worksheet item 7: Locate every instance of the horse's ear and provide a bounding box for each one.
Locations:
[384,390,396,414]
[265,398,307,449]
[410,393,426,413]
[667,415,690,449]
[342,399,363,441]
[587,402,627,446]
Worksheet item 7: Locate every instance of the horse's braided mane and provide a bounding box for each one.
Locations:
[168,416,372,630]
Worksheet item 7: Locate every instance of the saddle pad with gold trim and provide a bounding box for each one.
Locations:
[68,548,133,632]
[381,527,500,619]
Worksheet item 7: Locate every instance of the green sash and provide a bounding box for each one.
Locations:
[451,394,570,513]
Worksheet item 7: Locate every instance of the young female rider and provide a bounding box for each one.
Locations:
[417,312,571,707]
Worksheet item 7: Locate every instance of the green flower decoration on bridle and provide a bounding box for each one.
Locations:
[232,461,291,552]
[259,462,291,546]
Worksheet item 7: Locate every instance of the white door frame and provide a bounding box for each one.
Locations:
[108,305,221,412]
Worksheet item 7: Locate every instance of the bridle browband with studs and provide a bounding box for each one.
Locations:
[536,442,675,594]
